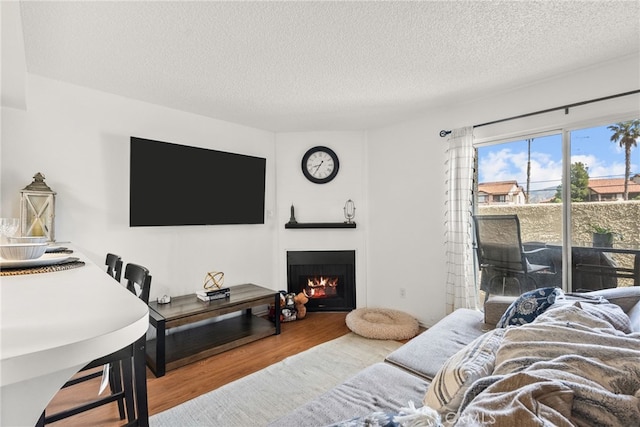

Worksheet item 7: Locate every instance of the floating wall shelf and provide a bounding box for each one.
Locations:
[285,222,356,229]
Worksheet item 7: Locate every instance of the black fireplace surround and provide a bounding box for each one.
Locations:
[287,250,356,312]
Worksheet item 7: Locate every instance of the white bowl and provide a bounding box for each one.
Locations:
[7,236,48,244]
[0,243,48,260]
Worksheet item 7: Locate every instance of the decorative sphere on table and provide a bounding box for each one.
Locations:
[204,271,225,290]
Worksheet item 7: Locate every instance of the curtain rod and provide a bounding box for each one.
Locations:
[438,89,640,137]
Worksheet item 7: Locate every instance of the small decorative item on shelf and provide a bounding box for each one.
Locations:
[157,295,171,304]
[201,271,231,301]
[20,173,56,242]
[196,288,230,301]
[343,199,356,224]
[288,204,297,224]
[204,271,225,290]
[198,272,230,301]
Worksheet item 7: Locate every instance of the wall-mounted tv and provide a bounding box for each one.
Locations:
[130,137,266,226]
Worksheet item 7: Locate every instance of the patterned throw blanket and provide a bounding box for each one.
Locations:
[456,302,640,427]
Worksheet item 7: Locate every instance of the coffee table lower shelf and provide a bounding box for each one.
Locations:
[146,314,276,375]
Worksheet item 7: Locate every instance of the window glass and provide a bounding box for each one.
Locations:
[475,119,639,295]
[570,121,640,288]
[476,133,563,243]
[476,133,563,296]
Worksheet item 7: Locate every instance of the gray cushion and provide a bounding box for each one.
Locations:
[586,287,640,314]
[627,300,640,333]
[267,362,428,427]
[485,287,640,325]
[384,308,486,380]
[484,295,517,326]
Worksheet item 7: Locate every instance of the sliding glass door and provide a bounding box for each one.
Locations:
[569,121,640,290]
[475,132,563,296]
[474,118,639,296]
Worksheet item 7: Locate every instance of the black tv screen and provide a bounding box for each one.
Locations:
[130,137,266,226]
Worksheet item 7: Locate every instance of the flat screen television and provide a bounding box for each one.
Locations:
[130,137,266,226]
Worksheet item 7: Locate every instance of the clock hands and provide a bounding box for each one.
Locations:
[312,160,324,176]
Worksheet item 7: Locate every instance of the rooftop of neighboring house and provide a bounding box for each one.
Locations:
[477,181,523,195]
[588,178,640,195]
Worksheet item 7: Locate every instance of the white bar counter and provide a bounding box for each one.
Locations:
[0,248,149,426]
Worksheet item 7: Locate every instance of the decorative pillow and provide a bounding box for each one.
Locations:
[423,328,505,415]
[496,287,562,328]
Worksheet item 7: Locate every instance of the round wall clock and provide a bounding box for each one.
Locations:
[301,146,340,184]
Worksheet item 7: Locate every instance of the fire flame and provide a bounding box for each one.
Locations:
[305,276,338,298]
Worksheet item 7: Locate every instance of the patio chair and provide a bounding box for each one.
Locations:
[572,249,621,291]
[473,214,552,296]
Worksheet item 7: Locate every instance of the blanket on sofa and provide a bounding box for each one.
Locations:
[456,302,640,427]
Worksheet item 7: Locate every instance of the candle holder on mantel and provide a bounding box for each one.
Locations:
[20,172,56,242]
[343,199,356,224]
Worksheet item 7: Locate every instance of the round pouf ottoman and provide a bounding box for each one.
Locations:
[346,307,420,340]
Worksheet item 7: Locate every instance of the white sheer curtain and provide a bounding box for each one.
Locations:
[444,126,477,313]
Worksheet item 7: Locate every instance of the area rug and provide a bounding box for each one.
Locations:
[149,332,402,427]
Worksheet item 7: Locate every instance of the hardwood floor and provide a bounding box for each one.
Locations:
[44,312,350,426]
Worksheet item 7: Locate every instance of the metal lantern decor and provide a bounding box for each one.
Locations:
[20,172,56,242]
[343,199,356,223]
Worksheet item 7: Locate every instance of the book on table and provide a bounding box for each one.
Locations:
[196,288,231,301]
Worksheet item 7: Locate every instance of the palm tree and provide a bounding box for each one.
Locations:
[608,119,640,200]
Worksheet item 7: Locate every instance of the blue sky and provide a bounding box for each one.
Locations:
[478,123,640,195]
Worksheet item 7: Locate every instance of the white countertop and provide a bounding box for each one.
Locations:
[0,249,149,426]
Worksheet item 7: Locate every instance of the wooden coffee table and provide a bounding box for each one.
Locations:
[146,283,280,377]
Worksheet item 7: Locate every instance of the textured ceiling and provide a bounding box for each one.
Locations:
[16,1,640,132]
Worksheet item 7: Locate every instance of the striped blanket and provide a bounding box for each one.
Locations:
[456,302,640,427]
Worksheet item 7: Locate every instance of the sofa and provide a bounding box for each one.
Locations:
[269,286,640,426]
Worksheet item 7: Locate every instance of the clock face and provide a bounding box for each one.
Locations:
[301,146,339,184]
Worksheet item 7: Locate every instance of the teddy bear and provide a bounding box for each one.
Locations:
[294,291,309,319]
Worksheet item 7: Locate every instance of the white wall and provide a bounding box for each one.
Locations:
[274,132,368,304]
[2,56,637,327]
[366,54,639,326]
[366,119,448,326]
[1,75,278,300]
[0,76,369,307]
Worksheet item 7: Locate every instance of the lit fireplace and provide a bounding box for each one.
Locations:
[287,250,355,312]
[304,275,339,299]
